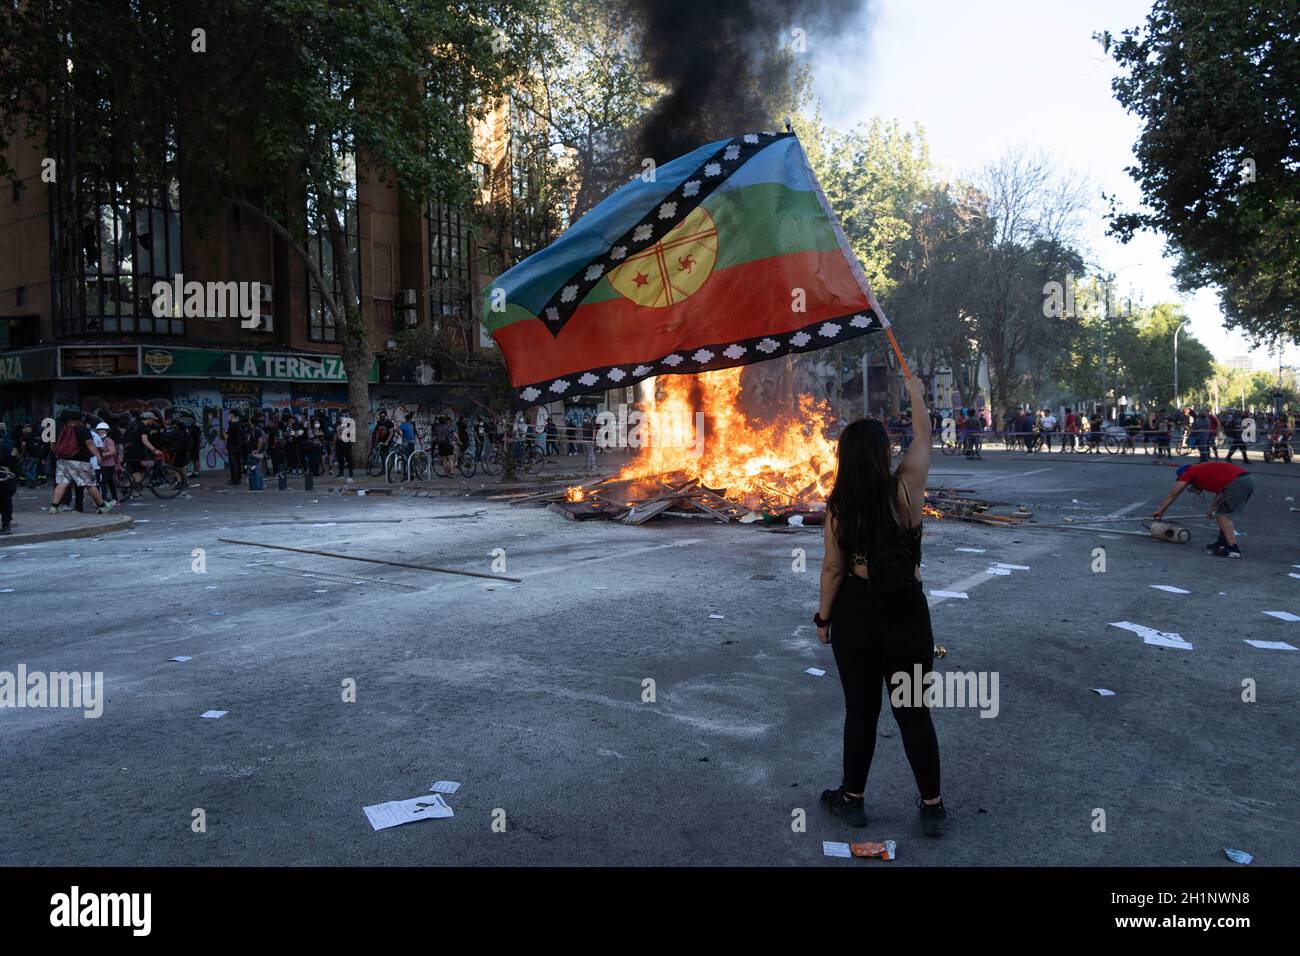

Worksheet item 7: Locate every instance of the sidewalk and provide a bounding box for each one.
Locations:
[1,491,134,547]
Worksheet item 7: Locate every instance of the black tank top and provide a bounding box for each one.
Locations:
[849,481,923,573]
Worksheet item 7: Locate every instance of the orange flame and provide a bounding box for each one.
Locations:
[619,368,839,510]
[565,485,586,502]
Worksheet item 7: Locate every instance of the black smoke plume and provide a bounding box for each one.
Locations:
[634,0,871,160]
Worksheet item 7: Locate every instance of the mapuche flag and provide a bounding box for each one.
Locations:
[484,130,886,405]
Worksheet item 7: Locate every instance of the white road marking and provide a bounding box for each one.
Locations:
[966,467,1053,485]
[1105,500,1147,519]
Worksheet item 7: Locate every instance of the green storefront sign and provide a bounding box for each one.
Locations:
[140,347,378,384]
[0,347,59,384]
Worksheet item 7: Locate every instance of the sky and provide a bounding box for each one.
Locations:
[805,0,1295,372]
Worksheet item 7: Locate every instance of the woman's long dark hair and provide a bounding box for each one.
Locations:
[827,418,904,556]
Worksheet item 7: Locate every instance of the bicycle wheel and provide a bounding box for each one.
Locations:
[408,452,429,481]
[941,441,960,456]
[480,449,502,476]
[457,453,477,478]
[367,447,385,477]
[149,465,186,499]
[523,448,546,475]
[1104,435,1120,455]
[385,453,405,483]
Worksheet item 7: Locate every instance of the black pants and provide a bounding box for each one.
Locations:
[228,448,244,485]
[0,476,15,527]
[830,576,941,799]
[1226,439,1248,462]
[336,444,353,477]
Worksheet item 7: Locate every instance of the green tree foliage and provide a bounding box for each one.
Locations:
[1100,0,1300,343]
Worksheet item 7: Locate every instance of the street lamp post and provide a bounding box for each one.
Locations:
[1173,318,1190,409]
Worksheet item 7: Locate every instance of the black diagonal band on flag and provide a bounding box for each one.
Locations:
[512,308,883,406]
[535,131,795,337]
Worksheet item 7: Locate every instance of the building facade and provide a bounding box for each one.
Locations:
[0,116,498,466]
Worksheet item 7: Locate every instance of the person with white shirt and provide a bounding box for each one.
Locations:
[1040,410,1057,452]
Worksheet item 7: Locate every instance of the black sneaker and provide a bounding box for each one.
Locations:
[1213,544,1242,559]
[821,787,868,827]
[1205,540,1226,553]
[918,797,946,836]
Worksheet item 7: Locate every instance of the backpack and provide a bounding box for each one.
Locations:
[54,423,81,458]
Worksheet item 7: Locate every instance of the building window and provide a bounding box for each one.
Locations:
[305,151,360,343]
[429,196,473,328]
[50,173,183,338]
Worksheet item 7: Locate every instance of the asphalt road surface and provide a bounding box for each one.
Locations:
[1,450,1297,866]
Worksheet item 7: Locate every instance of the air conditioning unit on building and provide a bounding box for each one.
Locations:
[399,308,418,328]
[398,288,417,307]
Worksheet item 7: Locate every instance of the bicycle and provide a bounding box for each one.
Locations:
[479,446,504,476]
[122,456,186,500]
[404,449,426,481]
[366,441,391,476]
[385,446,411,483]
[521,442,546,476]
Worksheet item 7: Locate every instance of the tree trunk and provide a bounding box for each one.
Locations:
[228,195,372,461]
[325,201,373,465]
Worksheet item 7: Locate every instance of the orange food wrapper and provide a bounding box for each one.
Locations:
[850,840,896,860]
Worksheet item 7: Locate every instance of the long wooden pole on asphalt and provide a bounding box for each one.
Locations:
[218,538,523,583]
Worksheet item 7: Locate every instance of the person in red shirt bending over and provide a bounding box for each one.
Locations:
[1152,462,1255,558]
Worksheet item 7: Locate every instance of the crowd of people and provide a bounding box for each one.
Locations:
[882,404,1294,462]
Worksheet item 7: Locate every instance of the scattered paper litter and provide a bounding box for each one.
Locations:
[985,567,1012,576]
[994,563,1030,571]
[200,710,227,719]
[1288,573,1300,581]
[1263,611,1300,622]
[930,590,969,599]
[709,613,725,619]
[169,656,193,663]
[364,793,453,831]
[822,841,852,858]
[311,523,338,528]
[0,588,14,594]
[205,585,219,590]
[209,610,224,617]
[788,515,804,527]
[955,547,986,553]
[1243,640,1297,651]
[1224,848,1254,865]
[1109,621,1193,650]
[1150,585,1191,594]
[1092,688,1116,697]
[313,589,329,593]
[805,667,827,677]
[429,781,460,794]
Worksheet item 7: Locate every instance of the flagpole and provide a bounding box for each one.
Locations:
[883,325,913,380]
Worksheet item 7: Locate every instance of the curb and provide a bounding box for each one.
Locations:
[0,513,135,548]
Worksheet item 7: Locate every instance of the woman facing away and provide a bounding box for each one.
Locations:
[815,373,945,836]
